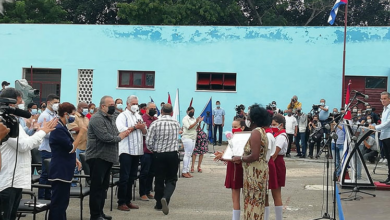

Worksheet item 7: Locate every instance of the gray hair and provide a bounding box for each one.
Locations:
[146,102,155,108]
[100,96,112,108]
[381,91,390,97]
[127,95,138,104]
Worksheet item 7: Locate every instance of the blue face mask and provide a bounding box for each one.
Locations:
[66,115,76,124]
[216,105,220,108]
[38,109,42,114]
[82,108,89,116]
[89,109,94,114]
[31,109,38,115]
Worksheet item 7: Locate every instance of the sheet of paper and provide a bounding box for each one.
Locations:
[222,132,251,160]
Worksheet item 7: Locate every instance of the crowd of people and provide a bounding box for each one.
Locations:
[1,81,390,220]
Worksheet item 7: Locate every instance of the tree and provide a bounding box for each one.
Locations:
[117,0,246,25]
[0,0,68,23]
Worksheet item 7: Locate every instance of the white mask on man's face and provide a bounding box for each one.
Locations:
[17,103,25,110]
[52,103,59,111]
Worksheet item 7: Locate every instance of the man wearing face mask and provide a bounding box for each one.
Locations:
[318,99,330,137]
[212,101,225,146]
[86,96,131,220]
[295,107,308,158]
[139,102,158,201]
[17,101,36,136]
[67,102,90,186]
[365,105,379,124]
[37,93,60,200]
[113,98,123,122]
[0,81,10,93]
[284,108,297,158]
[115,95,147,211]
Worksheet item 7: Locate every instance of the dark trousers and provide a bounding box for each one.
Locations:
[139,153,154,197]
[213,124,222,144]
[295,132,307,156]
[118,154,139,205]
[0,187,22,220]
[286,134,294,155]
[87,158,112,219]
[49,181,71,220]
[153,151,179,208]
[39,150,52,199]
[309,140,321,157]
[381,138,390,178]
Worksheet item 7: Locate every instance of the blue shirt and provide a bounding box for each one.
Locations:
[38,108,57,152]
[19,117,35,136]
[375,104,390,140]
[319,105,330,121]
[212,108,225,125]
[335,125,345,145]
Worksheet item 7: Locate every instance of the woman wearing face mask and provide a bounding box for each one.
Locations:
[113,98,123,122]
[86,103,96,120]
[232,104,271,220]
[269,114,288,220]
[48,102,86,220]
[181,107,203,178]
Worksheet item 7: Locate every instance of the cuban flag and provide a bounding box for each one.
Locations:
[328,0,348,25]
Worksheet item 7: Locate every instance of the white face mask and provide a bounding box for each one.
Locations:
[52,103,59,111]
[116,104,123,110]
[4,85,10,89]
[130,105,139,113]
[320,102,325,106]
[245,119,251,128]
[17,103,25,110]
[367,119,372,123]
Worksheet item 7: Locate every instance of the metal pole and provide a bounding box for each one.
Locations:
[341,4,348,107]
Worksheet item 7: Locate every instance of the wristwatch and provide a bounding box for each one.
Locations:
[240,156,243,162]
[133,126,136,131]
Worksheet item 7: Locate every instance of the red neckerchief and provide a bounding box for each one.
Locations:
[273,129,286,138]
[265,128,273,133]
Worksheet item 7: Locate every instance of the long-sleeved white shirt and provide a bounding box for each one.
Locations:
[0,125,46,192]
[116,109,145,156]
[375,104,390,140]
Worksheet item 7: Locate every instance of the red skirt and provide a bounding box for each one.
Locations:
[268,159,278,189]
[274,155,286,187]
[225,161,243,189]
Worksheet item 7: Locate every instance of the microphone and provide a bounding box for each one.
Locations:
[356,98,370,106]
[324,124,331,130]
[13,108,32,118]
[353,90,369,99]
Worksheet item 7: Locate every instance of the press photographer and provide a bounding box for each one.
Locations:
[0,88,57,220]
[234,104,246,120]
[308,115,322,159]
[318,99,330,137]
[287,95,302,113]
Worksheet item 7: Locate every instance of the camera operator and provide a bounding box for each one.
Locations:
[270,101,283,115]
[295,107,308,158]
[308,115,322,159]
[0,122,11,171]
[234,104,246,120]
[318,99,330,137]
[0,88,57,220]
[287,95,302,113]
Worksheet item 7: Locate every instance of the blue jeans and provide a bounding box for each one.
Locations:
[139,153,154,196]
[294,132,306,156]
[72,149,85,187]
[39,150,52,199]
[331,143,343,177]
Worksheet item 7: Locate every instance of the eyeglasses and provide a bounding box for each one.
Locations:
[380,99,388,101]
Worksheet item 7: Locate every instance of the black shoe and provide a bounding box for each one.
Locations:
[161,198,169,215]
[294,154,302,157]
[90,217,104,220]
[309,155,313,159]
[154,206,162,211]
[299,155,306,158]
[380,178,390,184]
[102,214,112,220]
[286,154,291,158]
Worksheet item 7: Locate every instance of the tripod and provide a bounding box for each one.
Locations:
[339,133,376,199]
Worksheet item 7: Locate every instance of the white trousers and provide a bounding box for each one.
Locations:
[182,138,196,173]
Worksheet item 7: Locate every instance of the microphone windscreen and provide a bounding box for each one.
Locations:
[13,108,32,118]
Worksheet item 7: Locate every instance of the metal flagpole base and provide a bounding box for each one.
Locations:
[313,212,334,220]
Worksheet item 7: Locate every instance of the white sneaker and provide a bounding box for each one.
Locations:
[383,159,388,164]
[379,158,384,163]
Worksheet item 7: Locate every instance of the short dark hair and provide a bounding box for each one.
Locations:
[58,102,76,117]
[216,101,220,104]
[340,107,345,110]
[272,114,286,128]
[0,88,22,100]
[162,104,172,114]
[249,104,271,127]
[88,103,95,108]
[187,106,194,112]
[27,102,37,109]
[115,98,122,104]
[161,102,165,105]
[2,81,10,86]
[139,103,147,109]
[47,94,60,102]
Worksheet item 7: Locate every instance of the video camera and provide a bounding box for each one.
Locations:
[235,104,245,115]
[312,104,321,115]
[0,98,20,142]
[15,79,40,108]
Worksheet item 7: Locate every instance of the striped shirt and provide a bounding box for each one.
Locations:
[116,109,145,156]
[146,115,181,153]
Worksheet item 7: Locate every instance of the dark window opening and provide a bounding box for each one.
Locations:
[118,71,155,88]
[196,72,236,91]
[366,77,387,89]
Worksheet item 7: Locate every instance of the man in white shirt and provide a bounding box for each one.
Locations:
[284,109,297,157]
[0,88,57,220]
[116,95,147,211]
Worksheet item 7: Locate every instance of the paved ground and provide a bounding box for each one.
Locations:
[20,144,390,220]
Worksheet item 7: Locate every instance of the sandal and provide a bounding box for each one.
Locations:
[190,167,194,173]
[198,167,202,173]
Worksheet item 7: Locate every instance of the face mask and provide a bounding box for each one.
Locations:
[232,128,242,134]
[353,109,357,112]
[52,103,59,111]
[188,112,194,117]
[89,109,94,114]
[367,119,372,123]
[17,104,25,110]
[320,102,325,106]
[288,112,292,116]
[82,108,89,115]
[107,106,116,115]
[4,86,10,89]
[31,109,38,115]
[67,115,76,124]
[130,105,139,113]
[149,109,156,117]
[357,114,361,117]
[333,111,338,114]
[366,109,372,112]
[216,105,220,108]
[38,109,42,114]
[245,119,251,128]
[270,125,280,134]
[116,104,123,110]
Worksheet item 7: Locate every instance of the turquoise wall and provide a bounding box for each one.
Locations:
[0,24,389,134]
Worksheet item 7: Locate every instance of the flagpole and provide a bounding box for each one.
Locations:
[341,2,348,107]
[177,88,180,123]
